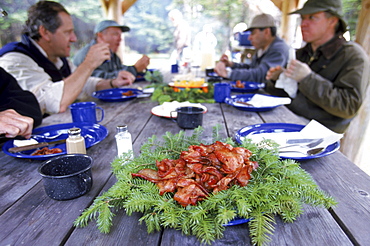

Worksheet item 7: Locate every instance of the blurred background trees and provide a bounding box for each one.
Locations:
[0,0,363,60]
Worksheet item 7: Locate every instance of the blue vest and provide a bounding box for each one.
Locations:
[0,34,71,82]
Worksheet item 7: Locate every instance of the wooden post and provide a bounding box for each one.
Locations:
[340,0,370,164]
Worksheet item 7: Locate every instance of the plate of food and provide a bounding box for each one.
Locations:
[230,80,265,93]
[151,101,207,118]
[169,80,208,89]
[92,88,142,102]
[2,123,108,160]
[235,123,340,160]
[225,94,291,112]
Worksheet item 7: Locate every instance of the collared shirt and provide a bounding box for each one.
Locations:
[73,40,137,79]
[0,42,100,115]
[229,36,290,82]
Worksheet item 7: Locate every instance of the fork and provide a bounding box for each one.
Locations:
[31,132,63,140]
[279,138,324,150]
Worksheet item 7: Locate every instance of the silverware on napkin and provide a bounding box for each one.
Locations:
[286,138,323,144]
[280,138,324,150]
[8,139,66,153]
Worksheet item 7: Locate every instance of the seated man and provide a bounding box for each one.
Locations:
[0,67,42,139]
[0,1,135,116]
[73,20,150,80]
[215,13,289,82]
[266,0,369,133]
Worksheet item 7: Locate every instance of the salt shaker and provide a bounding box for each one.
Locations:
[115,125,133,159]
[66,127,86,154]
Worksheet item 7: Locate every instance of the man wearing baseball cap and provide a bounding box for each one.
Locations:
[215,13,289,82]
[266,0,369,133]
[73,20,150,80]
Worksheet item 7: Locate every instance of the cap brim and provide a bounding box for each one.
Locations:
[120,26,130,32]
[289,6,328,15]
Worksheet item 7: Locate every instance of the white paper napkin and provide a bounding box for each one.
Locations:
[234,94,291,107]
[13,139,39,147]
[244,120,343,156]
[275,47,298,98]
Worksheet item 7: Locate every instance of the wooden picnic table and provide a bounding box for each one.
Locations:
[0,81,369,246]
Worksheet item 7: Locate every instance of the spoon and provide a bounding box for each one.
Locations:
[279,147,325,156]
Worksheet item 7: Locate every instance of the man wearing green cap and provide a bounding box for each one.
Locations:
[215,13,290,82]
[266,0,369,133]
[73,20,150,80]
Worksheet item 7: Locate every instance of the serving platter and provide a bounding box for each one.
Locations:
[92,88,142,102]
[2,123,108,160]
[235,123,340,160]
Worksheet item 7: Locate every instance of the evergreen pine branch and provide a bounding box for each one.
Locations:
[75,126,337,245]
[248,211,276,246]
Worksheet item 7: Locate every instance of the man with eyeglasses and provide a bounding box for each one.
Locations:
[266,0,369,133]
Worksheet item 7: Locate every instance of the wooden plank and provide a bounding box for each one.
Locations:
[301,153,370,246]
[0,97,155,245]
[65,177,162,246]
[270,205,352,246]
[0,152,43,215]
[221,103,264,140]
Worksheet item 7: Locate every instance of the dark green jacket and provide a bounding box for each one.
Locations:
[268,35,369,133]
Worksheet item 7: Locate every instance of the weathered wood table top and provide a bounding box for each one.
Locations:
[1,84,369,246]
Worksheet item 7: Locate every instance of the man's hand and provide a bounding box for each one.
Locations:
[266,66,284,81]
[84,43,111,69]
[214,61,228,78]
[112,70,135,87]
[285,60,311,82]
[0,109,34,139]
[134,55,150,72]
[219,54,233,67]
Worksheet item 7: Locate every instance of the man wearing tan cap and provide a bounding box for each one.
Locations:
[266,0,369,133]
[215,13,289,82]
[73,20,150,80]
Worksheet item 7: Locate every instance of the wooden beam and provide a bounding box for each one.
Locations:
[355,0,370,54]
[122,0,138,14]
[340,0,370,165]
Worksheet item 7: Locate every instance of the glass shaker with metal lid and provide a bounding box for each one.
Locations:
[66,127,86,154]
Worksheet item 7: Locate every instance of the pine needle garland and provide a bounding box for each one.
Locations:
[74,126,337,245]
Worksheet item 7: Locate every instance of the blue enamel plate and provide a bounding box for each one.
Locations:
[225,94,284,112]
[235,123,340,160]
[223,217,251,226]
[2,123,108,160]
[230,81,265,93]
[92,88,142,102]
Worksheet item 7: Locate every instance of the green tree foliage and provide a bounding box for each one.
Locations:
[124,0,174,54]
[0,0,364,54]
[342,0,362,39]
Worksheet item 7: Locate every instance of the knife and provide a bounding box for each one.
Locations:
[8,139,66,153]
[286,138,321,144]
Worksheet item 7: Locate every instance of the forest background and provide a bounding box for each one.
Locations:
[0,0,362,64]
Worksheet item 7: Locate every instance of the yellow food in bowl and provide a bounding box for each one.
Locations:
[174,78,205,87]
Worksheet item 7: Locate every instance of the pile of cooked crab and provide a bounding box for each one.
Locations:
[132,141,258,207]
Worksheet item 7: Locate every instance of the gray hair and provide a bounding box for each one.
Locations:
[23,1,69,40]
